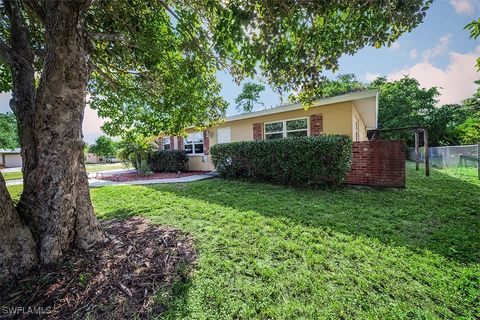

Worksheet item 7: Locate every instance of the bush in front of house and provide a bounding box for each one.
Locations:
[211,135,352,186]
[148,150,189,172]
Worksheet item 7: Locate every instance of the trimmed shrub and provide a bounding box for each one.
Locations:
[148,150,189,172]
[211,135,352,186]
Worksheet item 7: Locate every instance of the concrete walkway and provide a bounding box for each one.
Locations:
[5,172,217,187]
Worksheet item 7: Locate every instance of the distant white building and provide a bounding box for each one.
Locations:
[0,148,22,168]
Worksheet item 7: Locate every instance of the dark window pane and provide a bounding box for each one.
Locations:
[265,133,284,140]
[185,144,193,154]
[286,119,307,131]
[163,144,170,150]
[265,122,283,133]
[287,130,308,137]
[194,143,204,154]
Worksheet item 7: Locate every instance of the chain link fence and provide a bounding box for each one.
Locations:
[407,144,479,170]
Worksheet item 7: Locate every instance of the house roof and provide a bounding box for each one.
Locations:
[224,89,379,129]
[0,148,21,154]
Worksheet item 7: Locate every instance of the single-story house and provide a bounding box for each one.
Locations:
[0,148,22,168]
[157,90,379,172]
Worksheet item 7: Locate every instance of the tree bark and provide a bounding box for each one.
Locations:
[0,0,105,281]
[0,175,37,284]
[20,0,104,264]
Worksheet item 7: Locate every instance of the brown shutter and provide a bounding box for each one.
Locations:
[170,136,175,150]
[253,123,263,140]
[177,136,184,150]
[310,114,323,136]
[157,137,163,150]
[203,131,210,155]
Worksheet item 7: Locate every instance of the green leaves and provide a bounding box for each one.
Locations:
[464,18,480,70]
[210,135,353,186]
[0,112,19,149]
[234,82,265,113]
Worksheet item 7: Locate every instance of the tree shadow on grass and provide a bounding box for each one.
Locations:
[130,167,480,265]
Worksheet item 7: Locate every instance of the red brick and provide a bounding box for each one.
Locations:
[346,140,405,188]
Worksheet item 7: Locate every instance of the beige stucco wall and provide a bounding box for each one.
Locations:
[352,103,367,142]
[161,101,369,171]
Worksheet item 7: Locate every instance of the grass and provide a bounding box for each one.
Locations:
[1,162,131,181]
[7,163,480,319]
[1,171,23,181]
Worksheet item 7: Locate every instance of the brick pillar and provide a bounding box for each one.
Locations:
[203,131,210,155]
[253,123,263,140]
[177,136,184,150]
[310,114,323,136]
[170,136,175,150]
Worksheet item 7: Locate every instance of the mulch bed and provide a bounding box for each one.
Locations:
[0,218,197,319]
[97,171,207,182]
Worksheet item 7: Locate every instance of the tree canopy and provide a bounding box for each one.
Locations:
[80,0,433,137]
[89,135,117,160]
[235,82,265,113]
[0,112,18,149]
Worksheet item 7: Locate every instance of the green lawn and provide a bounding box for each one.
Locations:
[1,171,23,181]
[7,163,480,319]
[1,162,131,181]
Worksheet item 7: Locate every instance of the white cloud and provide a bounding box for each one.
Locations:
[389,41,401,52]
[388,46,480,105]
[364,72,381,82]
[422,34,451,61]
[409,49,418,60]
[450,0,476,15]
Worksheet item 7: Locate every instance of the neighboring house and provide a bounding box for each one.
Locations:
[157,90,379,171]
[86,153,103,164]
[0,148,22,168]
[85,153,119,164]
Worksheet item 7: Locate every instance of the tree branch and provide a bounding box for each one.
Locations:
[22,0,46,24]
[90,62,119,90]
[88,32,127,42]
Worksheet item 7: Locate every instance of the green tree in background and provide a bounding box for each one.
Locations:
[320,74,367,98]
[0,112,18,149]
[89,135,117,163]
[235,82,266,113]
[456,113,480,144]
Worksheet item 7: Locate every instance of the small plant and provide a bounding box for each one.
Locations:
[139,162,153,176]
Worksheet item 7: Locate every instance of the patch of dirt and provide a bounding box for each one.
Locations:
[97,171,207,182]
[0,218,197,319]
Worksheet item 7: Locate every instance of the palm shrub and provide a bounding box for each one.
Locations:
[211,135,352,186]
[117,133,155,173]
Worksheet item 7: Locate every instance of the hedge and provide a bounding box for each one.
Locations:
[148,150,189,172]
[210,135,352,186]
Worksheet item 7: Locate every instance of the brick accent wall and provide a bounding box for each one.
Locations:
[203,131,210,155]
[170,136,175,150]
[310,114,323,136]
[177,136,184,150]
[253,123,263,140]
[346,140,405,188]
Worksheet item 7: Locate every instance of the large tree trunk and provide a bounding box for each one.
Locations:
[0,175,37,284]
[19,0,105,264]
[0,0,104,282]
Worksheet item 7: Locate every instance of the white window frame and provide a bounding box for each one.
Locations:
[264,117,309,140]
[163,137,171,150]
[184,132,204,155]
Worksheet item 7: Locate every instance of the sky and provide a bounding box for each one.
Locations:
[1,0,479,143]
